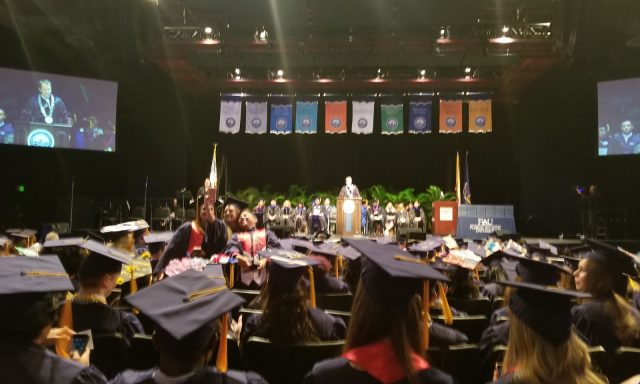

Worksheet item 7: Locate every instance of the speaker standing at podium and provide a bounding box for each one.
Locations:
[20,79,71,125]
[338,176,361,198]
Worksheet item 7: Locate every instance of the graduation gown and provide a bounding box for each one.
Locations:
[154,220,227,273]
[429,322,469,347]
[572,299,640,354]
[109,367,268,384]
[0,344,107,384]
[242,307,346,345]
[72,302,144,341]
[303,357,454,384]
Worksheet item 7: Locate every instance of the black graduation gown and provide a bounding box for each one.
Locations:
[109,367,268,384]
[72,302,144,341]
[242,307,346,345]
[303,357,454,384]
[154,220,227,273]
[572,299,640,354]
[429,322,469,347]
[0,344,107,384]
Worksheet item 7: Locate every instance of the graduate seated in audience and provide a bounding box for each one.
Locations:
[224,209,280,289]
[67,240,144,342]
[0,256,108,384]
[304,239,454,384]
[111,269,267,384]
[143,232,173,274]
[241,249,346,345]
[155,199,227,274]
[306,244,350,293]
[42,236,89,291]
[572,240,640,355]
[492,281,606,384]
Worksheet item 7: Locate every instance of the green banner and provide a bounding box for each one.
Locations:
[380,103,404,135]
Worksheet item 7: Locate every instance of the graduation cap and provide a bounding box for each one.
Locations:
[223,196,249,211]
[320,242,362,261]
[0,255,73,294]
[376,235,396,245]
[409,237,445,254]
[259,248,321,307]
[441,249,482,270]
[203,264,227,286]
[584,239,638,295]
[279,237,313,252]
[125,269,244,339]
[43,237,85,248]
[77,240,133,279]
[498,280,590,346]
[143,232,174,254]
[466,241,488,258]
[481,248,571,285]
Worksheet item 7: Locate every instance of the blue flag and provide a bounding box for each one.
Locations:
[270,102,293,135]
[295,100,318,134]
[463,151,471,204]
[408,100,432,134]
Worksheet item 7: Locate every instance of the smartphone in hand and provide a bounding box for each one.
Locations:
[69,334,90,355]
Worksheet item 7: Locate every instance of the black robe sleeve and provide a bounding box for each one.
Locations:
[154,222,192,273]
[429,322,469,347]
[204,219,228,256]
[308,307,347,340]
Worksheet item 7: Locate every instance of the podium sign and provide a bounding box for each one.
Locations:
[456,204,516,240]
[13,121,72,147]
[432,201,458,236]
[336,197,361,236]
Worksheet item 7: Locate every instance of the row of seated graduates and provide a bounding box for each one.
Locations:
[20,223,640,384]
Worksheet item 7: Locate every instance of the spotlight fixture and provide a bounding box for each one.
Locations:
[501,26,509,34]
[204,26,213,34]
[234,67,241,75]
[202,26,220,44]
[437,26,451,41]
[418,69,427,79]
[276,69,284,78]
[464,67,472,74]
[255,26,269,42]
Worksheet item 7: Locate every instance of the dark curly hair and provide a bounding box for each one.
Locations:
[0,292,57,345]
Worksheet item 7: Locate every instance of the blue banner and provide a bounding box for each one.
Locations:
[295,100,318,134]
[408,100,432,134]
[456,205,516,240]
[270,102,293,135]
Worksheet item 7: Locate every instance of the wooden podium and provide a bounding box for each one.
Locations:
[336,197,361,236]
[431,201,458,236]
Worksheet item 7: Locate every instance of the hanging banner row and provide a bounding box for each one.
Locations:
[219,97,492,135]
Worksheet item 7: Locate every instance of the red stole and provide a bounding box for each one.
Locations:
[342,338,429,384]
[187,222,205,255]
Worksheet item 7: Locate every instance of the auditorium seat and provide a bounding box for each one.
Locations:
[244,336,344,384]
[609,346,640,383]
[440,344,481,384]
[129,334,158,370]
[185,208,196,221]
[448,297,492,317]
[128,206,145,220]
[432,315,489,343]
[91,333,129,379]
[231,289,261,305]
[481,344,507,382]
[491,296,505,313]
[323,309,351,326]
[315,292,353,312]
[587,345,608,378]
[152,207,171,230]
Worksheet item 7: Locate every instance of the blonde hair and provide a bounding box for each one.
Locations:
[503,314,606,384]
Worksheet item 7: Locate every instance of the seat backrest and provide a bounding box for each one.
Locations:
[324,310,351,327]
[91,333,129,379]
[481,344,507,383]
[441,344,481,384]
[587,345,608,378]
[244,336,344,384]
[174,207,185,220]
[231,289,261,305]
[609,346,640,383]
[448,298,492,317]
[153,207,171,218]
[129,334,158,370]
[432,315,489,343]
[185,209,196,220]
[316,292,354,312]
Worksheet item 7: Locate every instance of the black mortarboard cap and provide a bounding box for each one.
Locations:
[203,264,226,286]
[223,196,249,211]
[260,248,320,291]
[320,242,362,261]
[498,280,590,346]
[584,239,638,295]
[0,255,73,294]
[344,238,448,307]
[43,237,85,248]
[125,269,244,340]
[78,240,133,278]
[279,238,313,253]
[143,232,174,244]
[11,229,37,239]
[409,237,445,253]
[375,235,396,245]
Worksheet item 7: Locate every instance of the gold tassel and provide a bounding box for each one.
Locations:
[216,313,229,373]
[56,292,74,359]
[130,265,137,294]
[422,280,430,350]
[229,264,235,289]
[308,266,316,308]
[334,255,340,278]
[437,281,453,326]
[629,276,640,293]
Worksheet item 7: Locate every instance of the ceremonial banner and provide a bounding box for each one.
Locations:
[380,102,404,135]
[408,100,432,134]
[468,99,492,133]
[439,99,463,133]
[324,100,347,134]
[245,99,268,134]
[270,101,293,135]
[218,97,242,134]
[295,100,318,134]
[351,100,374,135]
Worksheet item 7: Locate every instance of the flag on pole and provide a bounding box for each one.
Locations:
[468,99,492,133]
[210,144,218,189]
[325,100,347,134]
[463,151,471,204]
[439,99,463,133]
[218,97,241,134]
[351,100,374,135]
[380,102,404,135]
[295,100,318,134]
[245,99,268,134]
[455,151,461,205]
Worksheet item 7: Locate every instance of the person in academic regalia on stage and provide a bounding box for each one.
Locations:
[253,199,266,229]
[308,197,326,233]
[110,269,267,384]
[571,240,640,357]
[0,256,108,384]
[490,280,605,384]
[224,209,280,289]
[0,108,15,144]
[338,176,361,198]
[67,240,144,343]
[304,239,454,384]
[241,249,346,346]
[20,79,71,125]
[408,200,427,232]
[154,198,227,274]
[294,201,308,233]
[279,199,294,227]
[264,199,280,230]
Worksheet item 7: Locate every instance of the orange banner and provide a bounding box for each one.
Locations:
[468,99,492,133]
[325,100,348,134]
[439,99,463,133]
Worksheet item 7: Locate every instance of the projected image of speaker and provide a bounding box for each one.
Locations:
[597,77,640,156]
